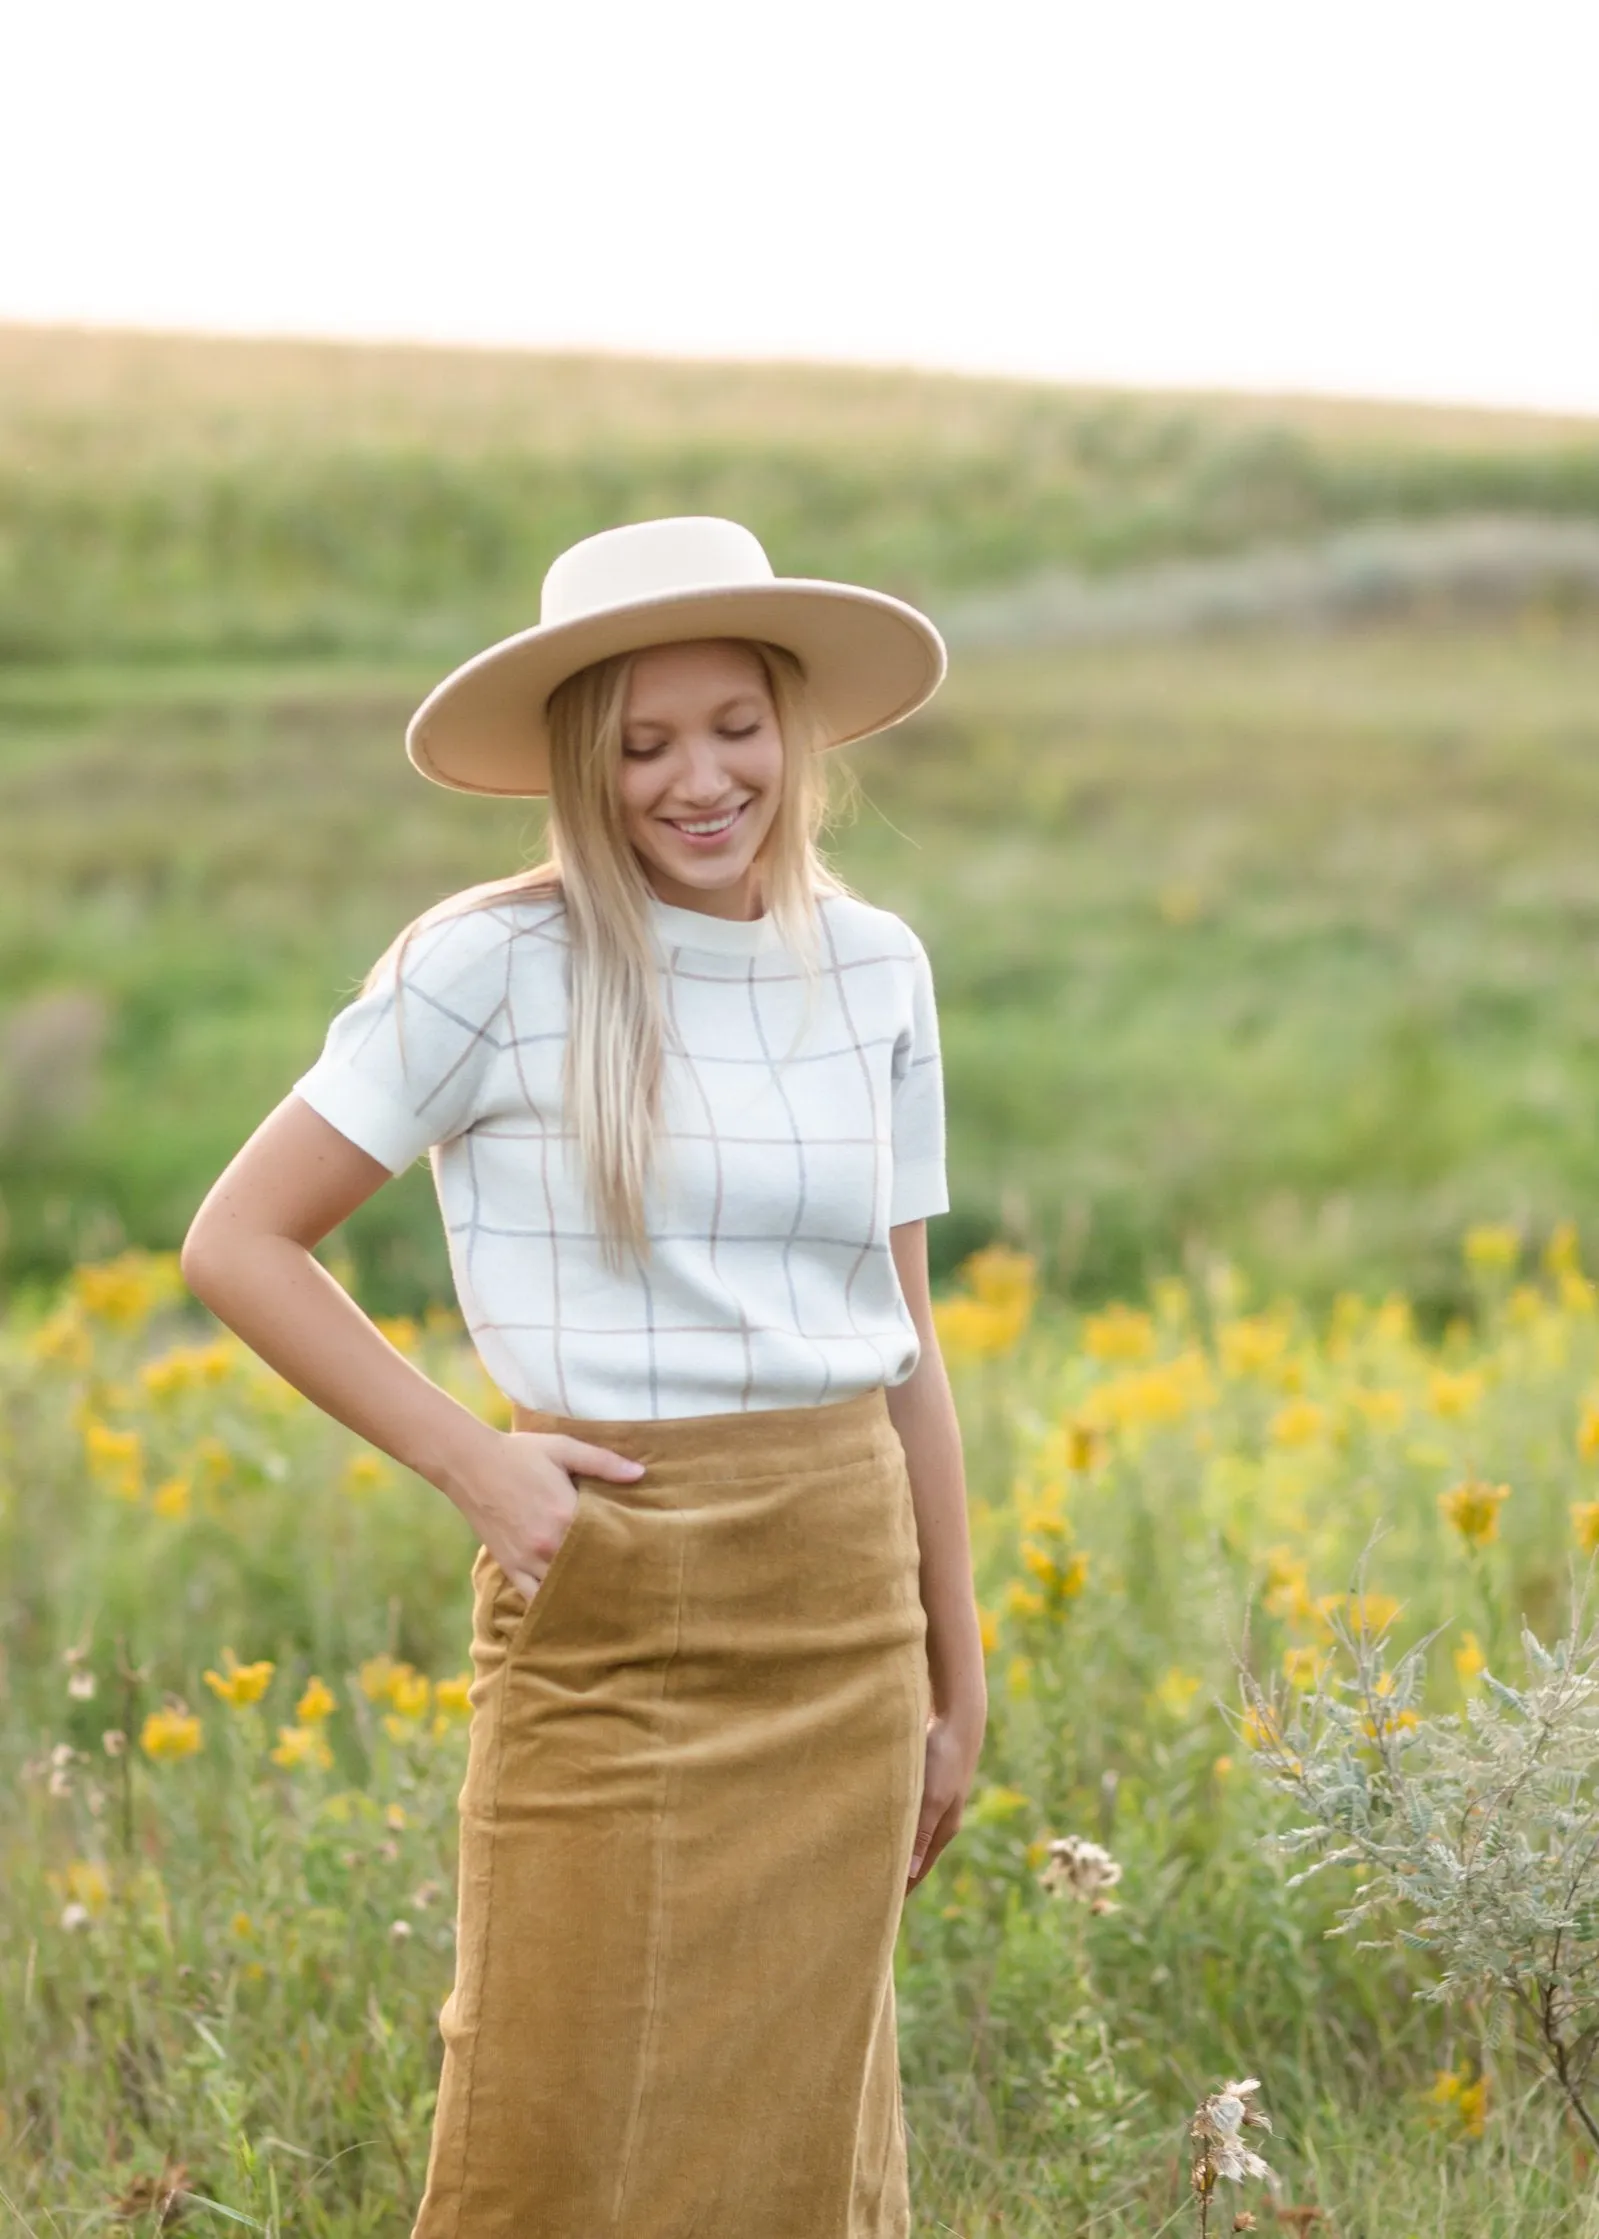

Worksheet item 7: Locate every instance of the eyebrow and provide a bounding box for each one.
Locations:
[623,692,765,732]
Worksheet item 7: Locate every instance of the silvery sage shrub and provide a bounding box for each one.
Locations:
[1234,1569,1599,2148]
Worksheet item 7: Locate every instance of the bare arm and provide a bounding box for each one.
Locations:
[180,1094,645,1595]
[884,1217,988,1887]
[883,1218,987,1736]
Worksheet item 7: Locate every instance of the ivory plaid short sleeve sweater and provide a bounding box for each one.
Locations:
[291,885,950,1420]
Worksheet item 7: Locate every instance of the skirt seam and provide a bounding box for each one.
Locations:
[437,1625,516,2236]
[609,1509,688,2231]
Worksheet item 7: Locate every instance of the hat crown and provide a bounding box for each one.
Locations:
[540,516,776,628]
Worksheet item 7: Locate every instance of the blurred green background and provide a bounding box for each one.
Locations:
[5,322,1599,1318]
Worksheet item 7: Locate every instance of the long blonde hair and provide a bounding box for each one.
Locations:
[367,637,863,1270]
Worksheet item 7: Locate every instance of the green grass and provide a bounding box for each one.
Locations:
[5,323,1599,664]
[8,1259,1599,2232]
[6,612,1599,1317]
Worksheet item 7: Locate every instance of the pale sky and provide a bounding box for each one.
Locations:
[7,0,1599,416]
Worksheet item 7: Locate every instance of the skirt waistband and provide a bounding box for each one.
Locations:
[509,1381,898,1485]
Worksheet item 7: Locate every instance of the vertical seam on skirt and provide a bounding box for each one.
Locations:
[436,1622,517,2236]
[609,1509,688,2232]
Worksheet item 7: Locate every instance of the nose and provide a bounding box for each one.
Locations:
[671,734,741,804]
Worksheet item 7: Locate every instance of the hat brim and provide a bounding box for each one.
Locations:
[405,580,947,796]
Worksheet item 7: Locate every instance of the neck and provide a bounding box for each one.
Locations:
[641,866,765,922]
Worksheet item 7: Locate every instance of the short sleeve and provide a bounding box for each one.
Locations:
[291,907,511,1173]
[889,932,950,1224]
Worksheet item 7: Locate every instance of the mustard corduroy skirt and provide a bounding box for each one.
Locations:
[409,1381,931,2239]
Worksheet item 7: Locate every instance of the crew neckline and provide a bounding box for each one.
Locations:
[645,890,785,957]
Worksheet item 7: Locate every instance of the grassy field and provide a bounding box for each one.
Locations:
[7,1235,1599,2233]
[5,323,1599,664]
[8,325,1599,2230]
[5,613,1599,1318]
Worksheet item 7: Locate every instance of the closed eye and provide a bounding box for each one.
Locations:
[623,722,762,760]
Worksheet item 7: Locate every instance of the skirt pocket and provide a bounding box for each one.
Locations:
[483,1481,599,1657]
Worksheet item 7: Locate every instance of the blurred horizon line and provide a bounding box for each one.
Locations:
[5,313,1597,434]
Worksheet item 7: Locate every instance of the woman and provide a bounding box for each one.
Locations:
[181,514,987,2239]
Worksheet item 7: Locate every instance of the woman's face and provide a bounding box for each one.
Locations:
[617,638,786,917]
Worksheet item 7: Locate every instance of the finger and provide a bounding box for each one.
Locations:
[908,1795,963,1886]
[541,1436,647,1481]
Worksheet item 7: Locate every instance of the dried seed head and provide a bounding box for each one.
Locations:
[1038,1834,1123,1903]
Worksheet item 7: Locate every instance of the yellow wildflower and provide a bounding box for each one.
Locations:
[1269,1397,1329,1449]
[190,1435,233,1492]
[1439,1478,1509,1548]
[385,1802,408,1830]
[434,1673,473,1718]
[1081,1350,1214,1432]
[1005,1654,1033,1700]
[270,1723,333,1772]
[1372,1295,1414,1344]
[1545,1219,1582,1276]
[1578,1402,1599,1461]
[60,1859,110,1916]
[342,1451,393,1496]
[231,1911,255,1940]
[1313,1590,1402,1642]
[1560,1271,1597,1316]
[976,1604,999,1655]
[390,1670,431,1720]
[1463,1223,1519,1273]
[1260,1545,1313,1626]
[203,1649,276,1708]
[1571,1501,1599,1556]
[1505,1283,1543,1327]
[295,1676,336,1724]
[933,1295,1024,1361]
[1454,1631,1487,1688]
[72,1248,184,1329]
[1004,1580,1045,1620]
[25,1304,92,1369]
[358,1653,414,1704]
[138,1349,197,1399]
[1082,1303,1157,1363]
[1349,1387,1406,1431]
[963,1243,1038,1315]
[1282,1645,1329,1692]
[140,1706,202,1761]
[374,1314,421,1355]
[1428,1368,1485,1418]
[1151,1667,1203,1718]
[967,1784,1031,1827]
[1361,1671,1420,1738]
[1425,2065,1487,2138]
[82,1420,143,1502]
[150,1475,192,1521]
[1062,1416,1108,1472]
[1218,1316,1290,1379]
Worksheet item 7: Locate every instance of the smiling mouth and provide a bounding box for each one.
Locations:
[664,802,748,836]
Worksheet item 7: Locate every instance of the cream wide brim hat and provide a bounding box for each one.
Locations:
[405,514,948,796]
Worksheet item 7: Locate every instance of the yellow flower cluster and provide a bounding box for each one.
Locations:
[932,1246,1038,1363]
[203,1650,276,1707]
[140,1706,202,1760]
[1438,1477,1510,1548]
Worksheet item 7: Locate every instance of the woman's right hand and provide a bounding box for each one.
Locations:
[454,1429,647,1600]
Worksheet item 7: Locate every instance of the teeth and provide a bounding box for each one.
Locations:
[674,808,740,835]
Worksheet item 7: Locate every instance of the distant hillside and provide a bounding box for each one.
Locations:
[4,323,1599,665]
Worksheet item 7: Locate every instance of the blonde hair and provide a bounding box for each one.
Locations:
[367,637,864,1272]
